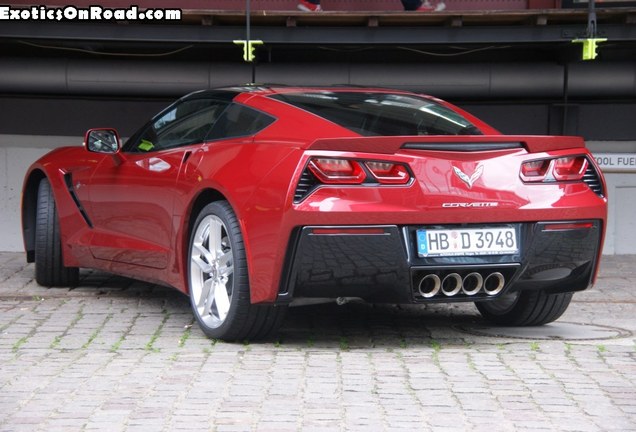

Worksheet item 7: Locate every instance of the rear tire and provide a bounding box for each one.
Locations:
[34,178,79,287]
[188,201,286,341]
[475,290,573,326]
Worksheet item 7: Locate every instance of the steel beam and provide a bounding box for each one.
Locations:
[1,21,635,45]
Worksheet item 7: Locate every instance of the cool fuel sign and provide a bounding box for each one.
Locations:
[593,153,636,173]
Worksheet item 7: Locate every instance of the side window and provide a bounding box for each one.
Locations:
[129,99,229,152]
[206,104,275,141]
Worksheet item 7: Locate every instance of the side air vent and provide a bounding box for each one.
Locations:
[293,169,319,203]
[63,173,93,227]
[582,164,604,197]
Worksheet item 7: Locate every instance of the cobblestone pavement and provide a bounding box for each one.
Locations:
[0,252,635,432]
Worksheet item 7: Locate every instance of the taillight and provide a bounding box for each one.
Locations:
[520,155,589,183]
[301,156,412,198]
[520,159,550,182]
[553,156,588,181]
[308,158,366,184]
[365,161,410,185]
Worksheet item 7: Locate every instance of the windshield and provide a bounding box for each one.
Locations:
[270,91,482,136]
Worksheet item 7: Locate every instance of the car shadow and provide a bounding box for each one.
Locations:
[277,301,483,349]
[70,270,487,348]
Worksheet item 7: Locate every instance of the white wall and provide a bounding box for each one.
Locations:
[0,134,82,252]
[587,141,636,255]
[1,134,634,254]
[599,172,636,254]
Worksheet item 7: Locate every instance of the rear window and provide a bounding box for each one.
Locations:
[270,92,482,136]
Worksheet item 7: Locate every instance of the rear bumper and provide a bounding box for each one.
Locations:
[276,220,603,304]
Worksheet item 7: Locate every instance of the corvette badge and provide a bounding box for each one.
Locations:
[453,165,483,189]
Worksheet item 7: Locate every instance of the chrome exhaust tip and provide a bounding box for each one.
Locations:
[441,273,463,297]
[462,272,484,296]
[484,272,505,296]
[418,274,441,298]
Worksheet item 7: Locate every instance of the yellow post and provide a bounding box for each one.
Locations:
[572,38,607,61]
[233,40,264,62]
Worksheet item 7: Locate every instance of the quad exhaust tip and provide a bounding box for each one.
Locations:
[462,272,483,296]
[415,271,506,299]
[484,272,505,296]
[417,274,441,298]
[442,273,462,297]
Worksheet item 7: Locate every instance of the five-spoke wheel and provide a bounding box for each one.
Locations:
[190,214,234,329]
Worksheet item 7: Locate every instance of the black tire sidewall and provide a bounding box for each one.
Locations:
[476,290,572,326]
[34,177,78,287]
[34,178,52,283]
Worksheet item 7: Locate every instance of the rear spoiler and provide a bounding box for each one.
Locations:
[308,135,586,154]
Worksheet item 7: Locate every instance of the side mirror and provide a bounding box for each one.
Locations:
[85,128,121,154]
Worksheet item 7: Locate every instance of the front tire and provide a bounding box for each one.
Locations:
[475,290,573,326]
[34,178,79,287]
[188,201,286,341]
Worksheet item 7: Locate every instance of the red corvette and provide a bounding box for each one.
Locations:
[22,86,607,341]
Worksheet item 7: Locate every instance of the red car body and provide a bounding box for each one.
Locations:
[22,86,607,340]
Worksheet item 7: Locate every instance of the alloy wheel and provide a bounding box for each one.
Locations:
[190,215,234,329]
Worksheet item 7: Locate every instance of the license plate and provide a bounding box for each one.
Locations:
[416,227,518,257]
